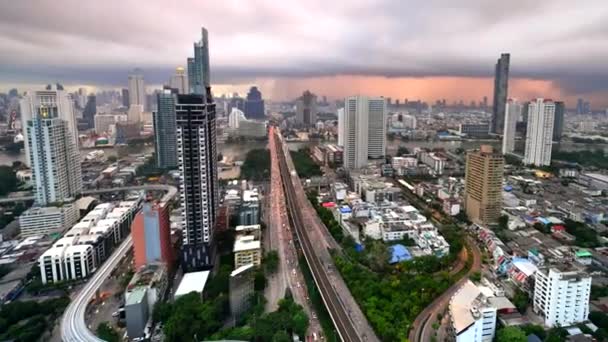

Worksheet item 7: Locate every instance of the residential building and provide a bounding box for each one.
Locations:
[524,99,555,166]
[39,235,96,284]
[121,88,130,107]
[239,190,260,226]
[187,28,210,95]
[20,86,78,167]
[244,86,265,119]
[128,69,146,110]
[127,104,143,124]
[23,92,82,206]
[95,114,127,135]
[491,53,510,134]
[418,151,446,175]
[20,204,79,238]
[465,145,504,226]
[553,101,565,142]
[132,202,173,269]
[169,66,188,94]
[154,88,178,169]
[295,90,317,125]
[533,267,591,327]
[502,99,521,154]
[234,235,261,269]
[82,94,97,129]
[228,108,246,129]
[448,280,498,342]
[227,108,266,138]
[343,96,387,169]
[125,287,149,340]
[229,264,255,321]
[337,108,344,146]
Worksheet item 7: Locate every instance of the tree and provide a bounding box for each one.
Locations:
[545,327,568,342]
[272,330,291,342]
[469,271,481,282]
[512,289,529,314]
[397,146,410,156]
[496,326,527,342]
[498,215,509,230]
[96,322,119,342]
[521,324,546,340]
[254,269,267,292]
[264,251,280,274]
[0,166,18,196]
[107,155,118,163]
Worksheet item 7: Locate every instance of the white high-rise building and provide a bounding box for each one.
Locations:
[502,99,521,155]
[20,87,78,167]
[343,96,387,169]
[169,66,188,94]
[533,267,591,327]
[524,99,555,166]
[337,108,345,146]
[128,69,146,110]
[228,108,246,129]
[23,90,82,206]
[127,104,144,124]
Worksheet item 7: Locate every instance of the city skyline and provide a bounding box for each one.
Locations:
[0,1,607,107]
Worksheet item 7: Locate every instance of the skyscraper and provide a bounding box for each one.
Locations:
[22,90,82,206]
[524,99,555,167]
[121,88,130,107]
[465,145,504,226]
[244,86,265,119]
[491,53,510,134]
[154,88,179,169]
[20,87,78,168]
[169,66,188,94]
[342,96,387,169]
[187,28,210,95]
[552,101,565,142]
[82,94,97,129]
[576,98,584,115]
[128,69,146,110]
[295,90,317,126]
[502,99,521,155]
[337,108,344,146]
[178,27,218,271]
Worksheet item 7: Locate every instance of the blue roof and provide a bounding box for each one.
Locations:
[340,206,352,213]
[389,244,412,264]
[537,217,550,225]
[504,185,513,191]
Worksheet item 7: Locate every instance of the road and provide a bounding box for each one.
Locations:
[408,237,482,342]
[61,236,133,342]
[265,129,323,337]
[0,184,178,203]
[273,127,379,342]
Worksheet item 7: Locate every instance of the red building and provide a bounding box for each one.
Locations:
[131,202,174,269]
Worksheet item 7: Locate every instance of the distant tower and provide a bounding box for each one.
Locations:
[491,53,510,134]
[128,69,146,110]
[502,99,521,154]
[552,101,565,142]
[121,88,130,107]
[21,88,82,205]
[342,96,387,169]
[295,90,318,126]
[169,67,188,94]
[244,86,265,119]
[187,28,210,95]
[154,88,179,169]
[524,99,555,166]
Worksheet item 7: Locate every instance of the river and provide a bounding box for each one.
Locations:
[1,139,605,167]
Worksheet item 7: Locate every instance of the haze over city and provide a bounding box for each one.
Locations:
[1,0,607,106]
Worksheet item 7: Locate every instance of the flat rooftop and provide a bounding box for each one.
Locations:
[174,271,210,298]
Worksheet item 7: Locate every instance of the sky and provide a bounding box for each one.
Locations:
[1,0,607,108]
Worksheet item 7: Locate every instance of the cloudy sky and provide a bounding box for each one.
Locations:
[1,0,607,107]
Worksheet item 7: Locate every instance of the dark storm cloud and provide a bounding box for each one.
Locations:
[0,0,607,95]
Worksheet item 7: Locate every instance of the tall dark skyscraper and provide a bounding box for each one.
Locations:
[244,86,265,119]
[491,53,510,134]
[82,94,97,129]
[180,28,218,271]
[295,90,317,125]
[553,101,565,142]
[154,88,178,169]
[121,88,130,107]
[576,98,584,115]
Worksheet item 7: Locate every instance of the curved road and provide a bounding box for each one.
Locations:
[61,236,133,342]
[408,237,482,342]
[60,184,177,342]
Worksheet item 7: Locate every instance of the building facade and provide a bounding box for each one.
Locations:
[502,99,521,155]
[552,101,565,142]
[154,88,179,169]
[533,267,591,327]
[343,96,387,169]
[20,204,79,238]
[465,145,504,226]
[449,280,498,342]
[244,86,265,119]
[491,53,510,134]
[524,99,555,166]
[128,69,146,111]
[132,202,173,269]
[169,66,188,94]
[295,90,317,126]
[234,235,261,269]
[229,264,255,321]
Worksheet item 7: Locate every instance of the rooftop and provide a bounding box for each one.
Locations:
[126,287,147,306]
[174,271,210,297]
[234,236,261,252]
[231,263,255,277]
